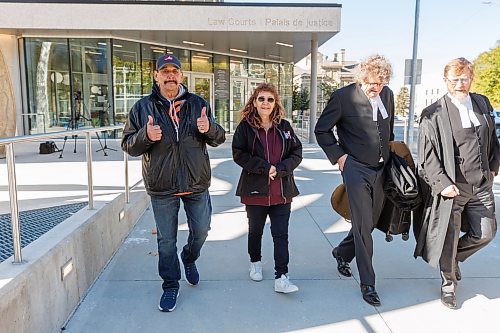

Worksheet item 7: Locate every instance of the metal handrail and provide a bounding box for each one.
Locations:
[0,125,136,264]
[0,125,121,144]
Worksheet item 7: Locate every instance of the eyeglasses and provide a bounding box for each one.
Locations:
[364,82,386,88]
[446,78,471,85]
[257,96,275,103]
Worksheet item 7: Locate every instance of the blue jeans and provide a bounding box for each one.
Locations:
[150,190,212,290]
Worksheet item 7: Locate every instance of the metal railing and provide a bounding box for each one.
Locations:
[293,115,310,143]
[0,125,140,264]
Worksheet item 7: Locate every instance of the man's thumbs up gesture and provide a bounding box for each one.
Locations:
[146,115,162,141]
[197,107,210,133]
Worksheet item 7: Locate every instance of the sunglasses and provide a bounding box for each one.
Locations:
[257,96,275,103]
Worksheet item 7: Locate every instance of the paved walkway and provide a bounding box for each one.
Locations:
[62,140,500,333]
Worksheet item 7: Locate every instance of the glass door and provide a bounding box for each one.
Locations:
[192,74,213,108]
[229,78,265,132]
[184,72,213,112]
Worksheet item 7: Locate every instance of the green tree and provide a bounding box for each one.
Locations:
[292,84,309,111]
[395,86,410,116]
[320,81,337,101]
[472,42,500,109]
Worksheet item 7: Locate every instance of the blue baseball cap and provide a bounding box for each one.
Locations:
[156,54,182,71]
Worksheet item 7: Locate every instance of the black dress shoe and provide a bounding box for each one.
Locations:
[441,290,457,309]
[360,284,381,306]
[332,247,352,277]
[454,261,461,281]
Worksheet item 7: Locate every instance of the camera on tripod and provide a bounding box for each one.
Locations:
[67,90,87,130]
[58,89,115,158]
[74,90,82,102]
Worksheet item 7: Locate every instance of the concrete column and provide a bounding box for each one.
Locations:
[309,33,318,144]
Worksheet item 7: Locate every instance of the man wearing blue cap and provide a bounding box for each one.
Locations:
[122,54,226,312]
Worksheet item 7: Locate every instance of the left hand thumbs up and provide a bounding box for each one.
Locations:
[197,106,210,133]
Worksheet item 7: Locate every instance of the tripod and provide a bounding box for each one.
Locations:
[59,92,109,158]
[58,113,81,158]
[95,104,117,156]
[95,131,117,156]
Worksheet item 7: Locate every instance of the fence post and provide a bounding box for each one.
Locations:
[6,143,23,263]
[124,152,129,203]
[85,132,94,209]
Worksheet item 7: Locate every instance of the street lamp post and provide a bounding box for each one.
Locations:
[406,0,420,149]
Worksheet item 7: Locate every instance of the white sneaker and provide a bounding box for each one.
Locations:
[249,261,263,281]
[274,274,299,293]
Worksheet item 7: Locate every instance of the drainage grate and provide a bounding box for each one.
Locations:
[0,202,87,262]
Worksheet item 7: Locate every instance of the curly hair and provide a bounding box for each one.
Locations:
[354,54,393,84]
[239,82,285,128]
[443,57,474,79]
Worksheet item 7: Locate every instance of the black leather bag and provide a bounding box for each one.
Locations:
[39,141,60,154]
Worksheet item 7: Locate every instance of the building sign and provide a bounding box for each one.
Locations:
[404,59,422,85]
[207,17,335,29]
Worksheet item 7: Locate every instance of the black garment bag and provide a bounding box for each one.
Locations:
[378,152,421,242]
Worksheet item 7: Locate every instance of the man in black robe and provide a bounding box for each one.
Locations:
[416,57,499,309]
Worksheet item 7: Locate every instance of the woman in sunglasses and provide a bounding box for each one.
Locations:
[232,82,302,293]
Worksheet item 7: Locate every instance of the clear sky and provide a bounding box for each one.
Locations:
[226,0,500,92]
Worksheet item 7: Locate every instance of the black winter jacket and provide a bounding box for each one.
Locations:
[232,119,302,198]
[121,84,226,195]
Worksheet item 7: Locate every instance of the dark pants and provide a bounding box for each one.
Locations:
[150,190,212,290]
[338,156,385,286]
[246,203,291,278]
[439,180,497,291]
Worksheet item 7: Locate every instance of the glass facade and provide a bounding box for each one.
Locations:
[248,59,265,79]
[265,63,280,87]
[22,37,293,134]
[141,44,165,95]
[191,51,213,73]
[69,38,111,128]
[113,40,141,125]
[280,63,294,119]
[230,57,248,77]
[25,38,70,133]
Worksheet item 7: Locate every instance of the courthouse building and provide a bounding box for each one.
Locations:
[0,0,341,136]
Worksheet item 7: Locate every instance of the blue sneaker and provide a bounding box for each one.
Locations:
[158,288,179,312]
[183,262,200,286]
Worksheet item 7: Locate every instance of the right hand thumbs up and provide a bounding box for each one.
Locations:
[146,115,162,141]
